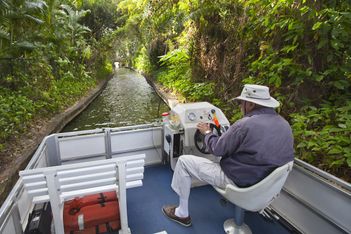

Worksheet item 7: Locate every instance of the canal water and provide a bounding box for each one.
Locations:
[62,68,169,132]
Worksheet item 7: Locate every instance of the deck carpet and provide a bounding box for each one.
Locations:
[126,164,292,234]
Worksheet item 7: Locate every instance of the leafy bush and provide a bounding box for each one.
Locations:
[134,47,153,75]
[0,0,121,160]
[291,100,351,175]
[243,1,351,94]
[0,91,35,141]
[0,57,96,145]
[157,49,215,101]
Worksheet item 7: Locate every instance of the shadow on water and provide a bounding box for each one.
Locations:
[62,68,169,132]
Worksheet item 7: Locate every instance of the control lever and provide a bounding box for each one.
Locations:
[211,109,220,128]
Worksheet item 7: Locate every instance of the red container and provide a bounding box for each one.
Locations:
[64,192,117,214]
[64,192,120,233]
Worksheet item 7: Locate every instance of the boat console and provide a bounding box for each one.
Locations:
[162,102,230,170]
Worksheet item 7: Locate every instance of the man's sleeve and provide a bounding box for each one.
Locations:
[204,119,245,157]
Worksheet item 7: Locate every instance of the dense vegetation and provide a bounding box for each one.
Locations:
[0,0,118,160]
[115,0,351,181]
[0,0,350,182]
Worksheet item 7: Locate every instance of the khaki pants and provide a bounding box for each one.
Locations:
[171,155,235,200]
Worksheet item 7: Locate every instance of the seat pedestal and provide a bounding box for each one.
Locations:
[224,218,252,234]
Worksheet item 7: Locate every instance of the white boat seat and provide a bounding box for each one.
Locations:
[20,154,145,234]
[213,161,294,234]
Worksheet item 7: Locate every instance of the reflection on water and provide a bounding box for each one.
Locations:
[62,68,169,132]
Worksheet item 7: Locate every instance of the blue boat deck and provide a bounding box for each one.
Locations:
[127,165,293,234]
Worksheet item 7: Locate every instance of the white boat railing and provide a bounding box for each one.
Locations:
[270,158,351,234]
[20,154,145,234]
[0,124,162,234]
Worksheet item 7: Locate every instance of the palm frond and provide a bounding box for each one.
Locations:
[24,14,44,24]
[12,41,37,50]
[0,14,10,26]
[59,4,74,16]
[25,1,48,14]
[0,0,9,10]
[76,25,91,34]
[0,26,10,40]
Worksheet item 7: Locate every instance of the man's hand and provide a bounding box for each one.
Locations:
[197,122,212,135]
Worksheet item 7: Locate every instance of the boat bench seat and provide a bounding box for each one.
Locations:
[20,154,145,234]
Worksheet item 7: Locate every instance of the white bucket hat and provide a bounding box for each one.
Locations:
[233,84,280,108]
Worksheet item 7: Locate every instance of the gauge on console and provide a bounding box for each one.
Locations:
[188,112,197,121]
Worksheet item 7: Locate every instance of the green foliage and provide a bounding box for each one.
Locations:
[0,56,96,143]
[58,4,91,45]
[243,0,351,93]
[0,0,117,150]
[0,91,35,140]
[43,71,95,110]
[291,100,351,172]
[134,47,153,75]
[80,0,121,40]
[0,0,47,58]
[157,49,215,101]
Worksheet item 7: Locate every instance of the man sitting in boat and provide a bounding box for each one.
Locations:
[162,84,294,227]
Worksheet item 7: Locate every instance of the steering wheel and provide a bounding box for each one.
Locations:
[194,123,222,154]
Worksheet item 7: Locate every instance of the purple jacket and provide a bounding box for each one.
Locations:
[205,107,294,187]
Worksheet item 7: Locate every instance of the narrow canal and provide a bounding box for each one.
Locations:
[62,68,169,132]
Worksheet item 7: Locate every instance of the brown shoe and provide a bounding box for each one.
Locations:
[162,205,192,227]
